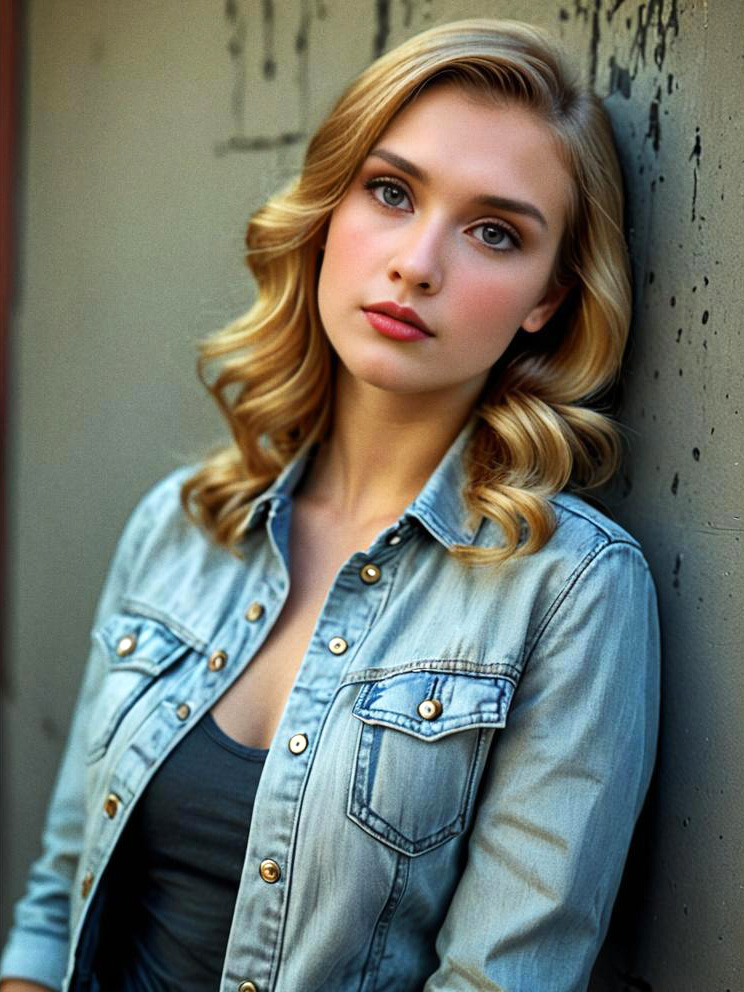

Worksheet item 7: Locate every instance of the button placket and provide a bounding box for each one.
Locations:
[223,549,395,982]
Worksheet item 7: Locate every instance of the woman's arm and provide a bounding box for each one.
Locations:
[423,541,660,992]
[0,477,166,990]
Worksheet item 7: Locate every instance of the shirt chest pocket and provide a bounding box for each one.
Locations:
[86,612,195,763]
[347,668,516,856]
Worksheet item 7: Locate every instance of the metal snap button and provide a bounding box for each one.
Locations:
[417,698,443,720]
[359,563,382,584]
[81,871,94,899]
[245,601,265,622]
[176,703,191,721]
[208,650,227,672]
[288,733,308,755]
[328,636,348,655]
[103,793,121,819]
[116,634,137,657]
[238,982,258,992]
[259,859,281,883]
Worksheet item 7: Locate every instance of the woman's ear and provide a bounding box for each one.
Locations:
[521,282,572,333]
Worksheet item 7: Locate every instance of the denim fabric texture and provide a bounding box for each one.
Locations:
[1,414,660,992]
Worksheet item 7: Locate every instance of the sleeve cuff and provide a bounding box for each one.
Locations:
[0,928,69,990]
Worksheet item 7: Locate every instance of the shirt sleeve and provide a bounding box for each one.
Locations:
[422,540,661,992]
[0,478,169,990]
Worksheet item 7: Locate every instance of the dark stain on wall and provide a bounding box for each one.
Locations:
[225,0,248,132]
[609,54,632,97]
[217,131,306,154]
[624,0,679,76]
[262,0,276,79]
[295,0,311,122]
[220,0,312,155]
[690,127,702,221]
[561,0,681,159]
[672,553,682,590]
[646,86,662,154]
[373,0,390,57]
[589,0,602,86]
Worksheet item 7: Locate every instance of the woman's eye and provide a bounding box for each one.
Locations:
[471,222,518,251]
[364,179,411,210]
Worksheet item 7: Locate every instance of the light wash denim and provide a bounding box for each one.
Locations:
[1,414,660,991]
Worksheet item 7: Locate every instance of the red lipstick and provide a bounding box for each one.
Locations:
[362,302,433,342]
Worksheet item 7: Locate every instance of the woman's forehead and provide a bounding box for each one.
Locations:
[370,85,572,235]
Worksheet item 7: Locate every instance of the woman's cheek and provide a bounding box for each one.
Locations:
[454,274,525,335]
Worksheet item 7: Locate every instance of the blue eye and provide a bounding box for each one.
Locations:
[364,178,411,210]
[470,222,519,251]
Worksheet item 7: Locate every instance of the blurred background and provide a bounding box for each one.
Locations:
[1,1,742,988]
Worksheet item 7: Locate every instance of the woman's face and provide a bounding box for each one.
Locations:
[317,84,573,407]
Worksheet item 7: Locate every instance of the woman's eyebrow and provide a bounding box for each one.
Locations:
[368,146,548,229]
[370,147,428,182]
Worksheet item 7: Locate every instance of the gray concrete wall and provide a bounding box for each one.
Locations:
[2,1,742,988]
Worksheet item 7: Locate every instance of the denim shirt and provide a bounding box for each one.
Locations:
[1,414,660,992]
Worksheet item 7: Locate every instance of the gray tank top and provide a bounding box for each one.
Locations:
[95,710,269,991]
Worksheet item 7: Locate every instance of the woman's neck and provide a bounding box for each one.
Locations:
[297,365,480,528]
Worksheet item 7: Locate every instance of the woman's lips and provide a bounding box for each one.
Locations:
[362,308,432,342]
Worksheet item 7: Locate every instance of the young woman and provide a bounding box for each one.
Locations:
[1,18,660,992]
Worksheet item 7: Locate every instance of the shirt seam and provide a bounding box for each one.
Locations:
[341,660,521,685]
[550,493,641,546]
[119,596,209,653]
[524,538,647,665]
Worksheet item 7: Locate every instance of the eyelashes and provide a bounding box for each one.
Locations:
[361,176,522,252]
[363,177,413,211]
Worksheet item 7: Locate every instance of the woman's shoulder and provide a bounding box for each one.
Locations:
[474,489,654,623]
[549,491,645,556]
[535,491,656,612]
[97,464,245,633]
[474,488,648,571]
[120,463,202,554]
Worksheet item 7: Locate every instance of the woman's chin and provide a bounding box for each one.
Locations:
[335,353,435,396]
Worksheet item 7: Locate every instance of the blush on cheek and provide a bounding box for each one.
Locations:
[457,281,526,332]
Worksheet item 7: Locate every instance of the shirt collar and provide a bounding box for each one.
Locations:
[243,412,482,549]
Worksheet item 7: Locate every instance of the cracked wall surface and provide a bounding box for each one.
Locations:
[2,2,742,988]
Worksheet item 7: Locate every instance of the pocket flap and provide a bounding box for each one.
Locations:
[351,668,516,741]
[94,612,193,676]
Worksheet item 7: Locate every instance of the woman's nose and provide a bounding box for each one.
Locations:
[386,219,444,293]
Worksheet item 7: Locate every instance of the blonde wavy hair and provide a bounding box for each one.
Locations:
[182,18,631,565]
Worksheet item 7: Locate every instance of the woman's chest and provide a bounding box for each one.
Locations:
[210,509,396,749]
